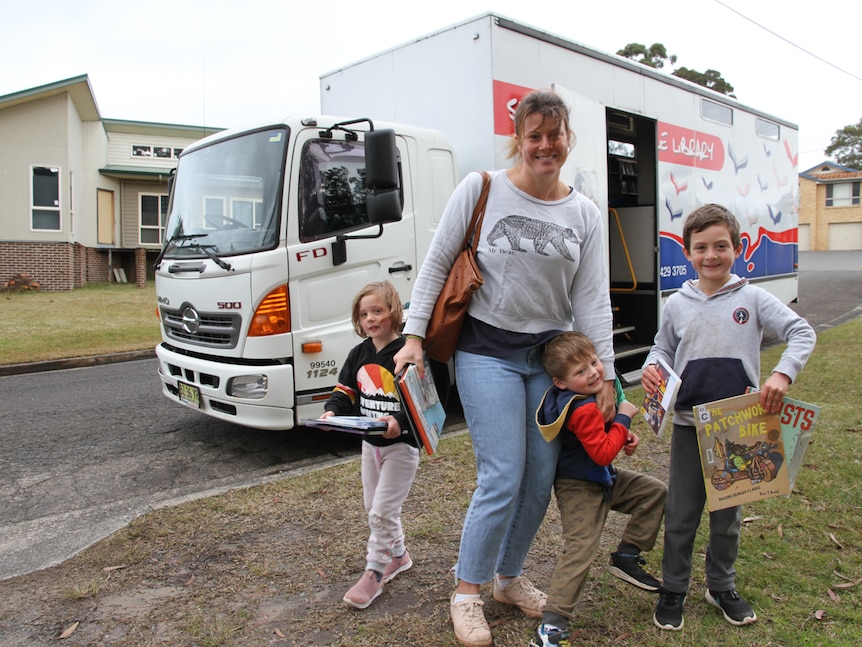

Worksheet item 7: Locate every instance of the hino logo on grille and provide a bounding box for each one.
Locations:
[181,306,201,334]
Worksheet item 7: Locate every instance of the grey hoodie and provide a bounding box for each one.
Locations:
[643,275,816,426]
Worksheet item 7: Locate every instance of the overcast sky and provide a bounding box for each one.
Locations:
[2,0,859,172]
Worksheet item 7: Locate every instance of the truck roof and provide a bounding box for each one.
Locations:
[321,11,797,130]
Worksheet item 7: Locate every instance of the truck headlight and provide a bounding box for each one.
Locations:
[227,374,268,399]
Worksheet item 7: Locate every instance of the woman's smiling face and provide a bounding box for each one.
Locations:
[516,113,570,179]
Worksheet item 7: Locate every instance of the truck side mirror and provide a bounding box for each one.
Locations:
[364,129,402,224]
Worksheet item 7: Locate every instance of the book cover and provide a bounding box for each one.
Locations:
[777,396,820,489]
[397,364,446,455]
[694,392,789,511]
[640,357,681,437]
[299,416,388,435]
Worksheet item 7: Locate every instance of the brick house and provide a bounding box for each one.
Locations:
[798,161,862,251]
[0,75,220,290]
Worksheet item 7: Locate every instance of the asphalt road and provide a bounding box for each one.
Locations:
[0,251,858,582]
[790,250,862,331]
[0,361,368,581]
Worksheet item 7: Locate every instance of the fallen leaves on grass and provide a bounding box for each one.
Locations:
[58,622,79,638]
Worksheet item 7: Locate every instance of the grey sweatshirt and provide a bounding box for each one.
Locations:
[643,274,816,425]
[403,169,614,375]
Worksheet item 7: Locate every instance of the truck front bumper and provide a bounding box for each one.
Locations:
[156,344,297,431]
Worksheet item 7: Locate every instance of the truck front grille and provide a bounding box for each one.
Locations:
[161,306,241,349]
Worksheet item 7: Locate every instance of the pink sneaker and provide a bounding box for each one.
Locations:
[382,550,413,583]
[343,571,383,609]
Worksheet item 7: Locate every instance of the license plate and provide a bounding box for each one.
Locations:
[178,381,201,408]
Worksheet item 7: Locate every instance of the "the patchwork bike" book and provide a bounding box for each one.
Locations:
[693,391,820,511]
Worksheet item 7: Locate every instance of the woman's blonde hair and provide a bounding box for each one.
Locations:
[351,281,403,338]
[505,89,575,161]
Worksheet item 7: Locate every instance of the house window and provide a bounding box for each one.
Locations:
[231,198,264,228]
[140,193,169,244]
[31,166,61,230]
[131,144,184,159]
[203,196,226,229]
[701,99,733,126]
[826,182,861,207]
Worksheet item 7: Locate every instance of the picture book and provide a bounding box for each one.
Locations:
[693,392,789,511]
[777,396,820,489]
[397,364,446,455]
[299,416,388,435]
[640,357,681,437]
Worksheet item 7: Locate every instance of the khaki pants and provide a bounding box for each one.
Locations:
[544,468,667,620]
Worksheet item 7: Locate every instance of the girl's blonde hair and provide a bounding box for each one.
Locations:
[351,281,403,337]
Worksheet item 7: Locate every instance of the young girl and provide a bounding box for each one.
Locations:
[320,281,421,609]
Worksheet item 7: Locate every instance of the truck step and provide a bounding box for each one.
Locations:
[614,344,652,360]
[619,369,644,386]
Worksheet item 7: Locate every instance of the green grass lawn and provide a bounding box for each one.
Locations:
[0,283,160,365]
[0,281,859,645]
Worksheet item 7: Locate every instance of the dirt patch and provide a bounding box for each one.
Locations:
[0,420,670,647]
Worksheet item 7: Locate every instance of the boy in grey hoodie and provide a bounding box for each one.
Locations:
[642,204,816,631]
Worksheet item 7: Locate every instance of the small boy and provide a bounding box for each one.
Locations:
[531,331,667,647]
[642,203,816,631]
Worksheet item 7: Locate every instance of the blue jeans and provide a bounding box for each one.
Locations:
[454,347,561,584]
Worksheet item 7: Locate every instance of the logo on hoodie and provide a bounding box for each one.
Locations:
[733,308,750,324]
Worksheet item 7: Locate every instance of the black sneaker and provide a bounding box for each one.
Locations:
[529,623,572,647]
[705,589,757,626]
[653,588,686,631]
[607,552,661,591]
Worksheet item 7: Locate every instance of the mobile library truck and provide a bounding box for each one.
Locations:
[155,13,799,430]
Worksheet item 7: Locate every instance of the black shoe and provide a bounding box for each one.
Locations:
[705,589,757,626]
[607,552,661,591]
[653,588,686,631]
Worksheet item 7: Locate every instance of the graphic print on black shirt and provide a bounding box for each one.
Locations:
[355,363,401,418]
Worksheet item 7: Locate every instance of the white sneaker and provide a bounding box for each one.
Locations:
[450,592,492,647]
[493,575,547,618]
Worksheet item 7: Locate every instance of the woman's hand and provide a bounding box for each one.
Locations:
[596,380,617,422]
[394,336,425,377]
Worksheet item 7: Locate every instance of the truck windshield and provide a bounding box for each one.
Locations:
[162,127,287,258]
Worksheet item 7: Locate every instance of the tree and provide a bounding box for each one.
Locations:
[617,42,736,97]
[617,43,677,69]
[673,67,735,97]
[825,118,862,169]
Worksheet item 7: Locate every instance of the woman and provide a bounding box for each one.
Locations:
[393,90,616,647]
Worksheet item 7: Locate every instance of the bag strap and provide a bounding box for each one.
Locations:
[459,171,491,252]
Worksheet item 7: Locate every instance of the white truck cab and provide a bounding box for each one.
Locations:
[155,117,456,430]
